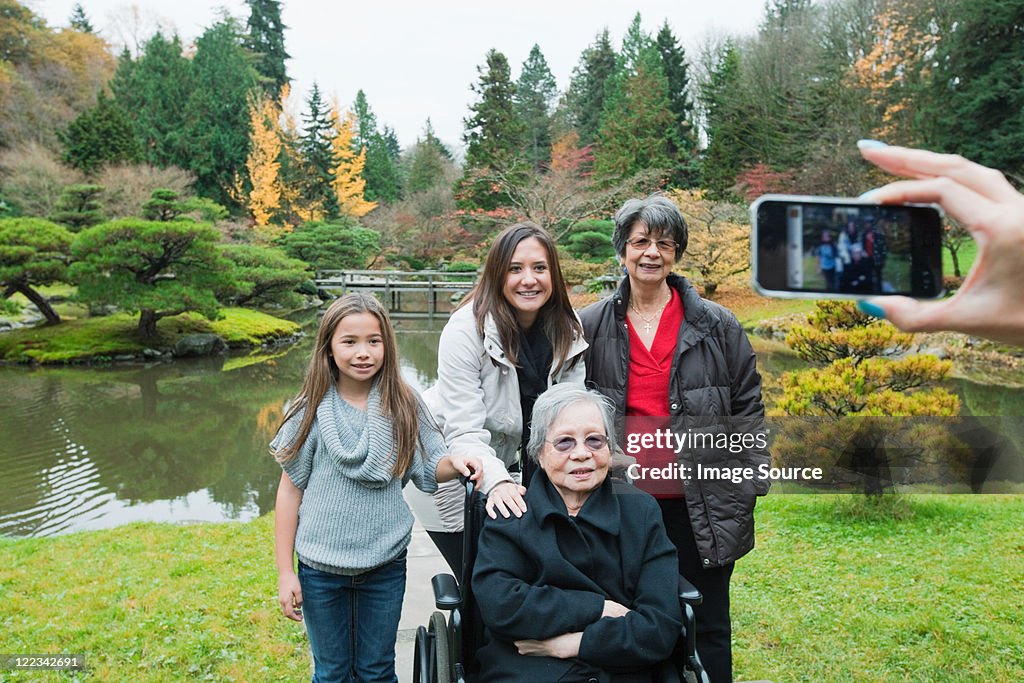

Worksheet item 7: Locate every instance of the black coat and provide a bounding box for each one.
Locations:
[471,470,683,683]
[578,274,770,568]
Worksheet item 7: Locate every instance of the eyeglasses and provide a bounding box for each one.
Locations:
[627,237,677,253]
[547,434,609,453]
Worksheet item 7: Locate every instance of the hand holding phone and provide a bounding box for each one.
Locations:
[855,142,1024,346]
[750,195,944,299]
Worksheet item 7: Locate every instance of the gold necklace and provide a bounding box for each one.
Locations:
[629,291,671,334]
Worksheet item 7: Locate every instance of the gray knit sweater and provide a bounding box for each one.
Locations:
[272,383,446,574]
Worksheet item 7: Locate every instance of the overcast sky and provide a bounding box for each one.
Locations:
[32,0,767,151]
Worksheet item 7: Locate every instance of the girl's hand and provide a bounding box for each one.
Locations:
[514,632,583,659]
[437,453,483,485]
[857,141,1024,346]
[485,481,528,519]
[278,572,303,622]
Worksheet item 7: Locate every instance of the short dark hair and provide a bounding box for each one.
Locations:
[612,195,688,260]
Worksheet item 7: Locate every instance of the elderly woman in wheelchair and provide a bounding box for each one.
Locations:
[470,383,685,682]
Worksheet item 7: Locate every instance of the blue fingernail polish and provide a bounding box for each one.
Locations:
[857,301,886,318]
[857,139,888,150]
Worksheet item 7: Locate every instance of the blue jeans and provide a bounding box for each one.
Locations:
[298,551,407,683]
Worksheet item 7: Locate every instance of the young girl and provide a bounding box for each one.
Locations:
[273,293,479,683]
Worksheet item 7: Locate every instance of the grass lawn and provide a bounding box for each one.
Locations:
[0,309,300,364]
[732,494,1024,682]
[0,495,1020,681]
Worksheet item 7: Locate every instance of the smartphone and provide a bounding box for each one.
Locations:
[750,195,945,299]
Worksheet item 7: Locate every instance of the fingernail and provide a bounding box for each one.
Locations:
[859,189,881,201]
[857,301,886,319]
[857,139,888,150]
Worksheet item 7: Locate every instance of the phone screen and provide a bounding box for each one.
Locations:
[752,197,944,298]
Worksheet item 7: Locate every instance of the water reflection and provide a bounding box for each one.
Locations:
[0,314,443,537]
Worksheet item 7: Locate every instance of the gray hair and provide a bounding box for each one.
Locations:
[611,194,688,260]
[526,384,616,463]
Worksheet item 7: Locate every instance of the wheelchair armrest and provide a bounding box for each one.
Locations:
[678,575,703,606]
[432,573,462,610]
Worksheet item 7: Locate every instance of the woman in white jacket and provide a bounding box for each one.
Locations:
[417,222,588,570]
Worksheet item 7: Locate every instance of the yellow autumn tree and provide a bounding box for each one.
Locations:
[668,189,749,297]
[330,105,376,218]
[846,7,938,145]
[243,93,283,237]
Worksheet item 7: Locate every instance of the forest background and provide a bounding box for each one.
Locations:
[3,0,1020,291]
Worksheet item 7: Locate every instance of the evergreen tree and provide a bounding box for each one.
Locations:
[929,0,1024,178]
[352,90,402,203]
[514,44,558,170]
[460,49,527,209]
[567,30,619,145]
[656,22,699,186]
[109,34,193,169]
[620,12,654,73]
[60,92,142,173]
[69,3,93,33]
[699,42,752,199]
[50,185,105,231]
[182,18,260,206]
[244,0,289,96]
[298,83,338,220]
[420,118,452,160]
[71,219,235,340]
[0,218,74,326]
[594,52,675,182]
[406,119,453,194]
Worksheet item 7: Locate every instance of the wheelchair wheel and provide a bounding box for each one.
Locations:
[429,611,452,683]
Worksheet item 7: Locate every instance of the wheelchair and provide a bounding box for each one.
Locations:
[413,478,710,683]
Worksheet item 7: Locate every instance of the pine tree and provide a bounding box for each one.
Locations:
[352,90,402,203]
[929,0,1024,178]
[69,3,93,33]
[50,185,105,231]
[244,0,289,96]
[594,53,675,181]
[182,19,260,207]
[0,218,74,326]
[460,49,527,209]
[515,44,557,171]
[109,34,193,169]
[407,119,453,194]
[699,41,751,199]
[331,106,377,218]
[655,22,699,186]
[567,30,619,145]
[620,12,654,73]
[298,83,338,220]
[61,92,142,173]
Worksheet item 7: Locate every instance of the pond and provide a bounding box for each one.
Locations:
[2,313,1022,537]
[0,312,442,538]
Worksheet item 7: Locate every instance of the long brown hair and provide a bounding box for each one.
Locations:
[273,293,421,477]
[462,222,582,374]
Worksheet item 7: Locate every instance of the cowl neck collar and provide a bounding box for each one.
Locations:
[316,380,396,488]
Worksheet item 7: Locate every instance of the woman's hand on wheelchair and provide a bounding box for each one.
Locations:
[486,481,528,519]
[514,632,583,659]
